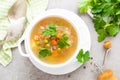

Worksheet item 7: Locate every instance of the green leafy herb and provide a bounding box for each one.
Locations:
[76,49,90,63]
[42,24,57,36]
[79,0,92,13]
[58,34,70,48]
[48,24,56,31]
[39,48,51,58]
[42,29,57,36]
[79,0,120,42]
[97,29,107,42]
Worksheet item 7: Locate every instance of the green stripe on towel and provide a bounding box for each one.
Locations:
[0,0,48,66]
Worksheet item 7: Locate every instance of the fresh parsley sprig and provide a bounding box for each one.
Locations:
[79,0,120,42]
[77,49,90,63]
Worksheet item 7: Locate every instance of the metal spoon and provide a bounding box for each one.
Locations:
[0,0,27,48]
[8,0,27,22]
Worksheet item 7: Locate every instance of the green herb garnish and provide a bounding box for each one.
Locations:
[39,48,51,58]
[42,23,57,36]
[48,24,56,31]
[39,24,71,58]
[42,29,57,36]
[79,0,120,42]
[58,34,70,48]
[76,49,90,63]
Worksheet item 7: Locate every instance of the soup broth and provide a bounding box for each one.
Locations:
[30,17,78,64]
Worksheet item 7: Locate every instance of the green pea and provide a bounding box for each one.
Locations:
[46,44,50,48]
[57,48,61,51]
[44,39,48,43]
[36,41,40,45]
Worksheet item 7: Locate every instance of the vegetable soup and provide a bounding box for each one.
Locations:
[30,17,78,64]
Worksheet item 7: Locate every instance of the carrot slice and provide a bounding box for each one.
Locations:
[40,21,46,26]
[56,33,62,39]
[40,35,45,39]
[52,50,58,57]
[51,39,57,46]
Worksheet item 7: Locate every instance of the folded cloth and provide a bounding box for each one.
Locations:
[0,0,48,66]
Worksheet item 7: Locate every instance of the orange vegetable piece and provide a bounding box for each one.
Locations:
[40,35,45,39]
[56,33,62,39]
[40,21,46,26]
[51,39,57,46]
[34,35,40,41]
[34,35,45,40]
[97,69,118,80]
[52,50,58,57]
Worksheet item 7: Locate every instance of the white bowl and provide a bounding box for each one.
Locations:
[18,9,91,75]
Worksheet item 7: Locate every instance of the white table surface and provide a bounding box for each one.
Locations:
[0,0,120,80]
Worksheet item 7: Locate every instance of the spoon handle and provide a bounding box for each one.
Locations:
[102,48,111,66]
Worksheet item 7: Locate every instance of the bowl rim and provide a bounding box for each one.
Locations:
[25,9,83,68]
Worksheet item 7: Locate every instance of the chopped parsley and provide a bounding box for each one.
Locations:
[39,48,51,58]
[42,23,57,36]
[58,34,70,48]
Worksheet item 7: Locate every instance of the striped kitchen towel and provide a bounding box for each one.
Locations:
[0,0,48,66]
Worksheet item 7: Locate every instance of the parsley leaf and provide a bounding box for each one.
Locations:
[97,29,107,42]
[39,48,51,58]
[42,24,57,36]
[79,0,120,42]
[93,16,106,31]
[106,23,120,36]
[58,34,70,48]
[48,24,56,31]
[78,0,92,13]
[76,49,90,63]
[42,29,57,36]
